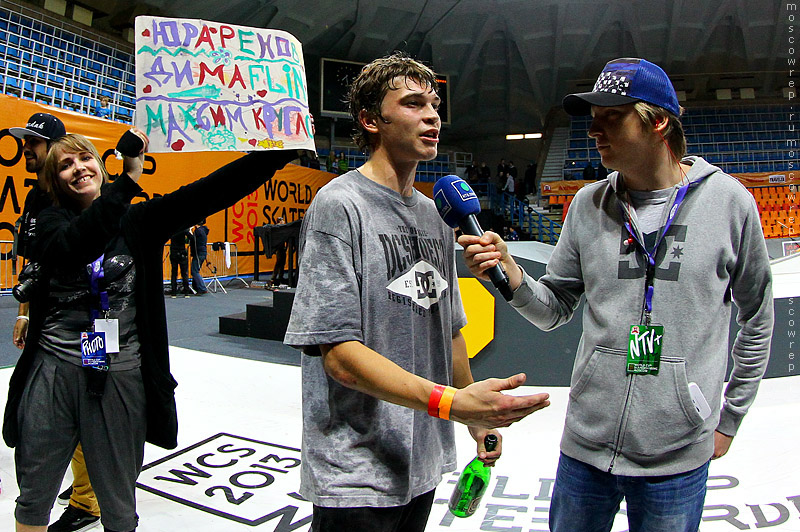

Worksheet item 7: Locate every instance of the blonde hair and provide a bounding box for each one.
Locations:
[634,101,687,160]
[42,134,109,207]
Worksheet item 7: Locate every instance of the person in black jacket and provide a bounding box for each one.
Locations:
[168,229,192,298]
[189,220,209,295]
[582,161,595,181]
[4,129,293,532]
[267,216,287,289]
[9,113,104,532]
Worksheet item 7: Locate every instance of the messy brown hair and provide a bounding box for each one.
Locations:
[348,52,439,152]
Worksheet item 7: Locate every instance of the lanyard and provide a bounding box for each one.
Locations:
[88,255,109,321]
[619,176,707,324]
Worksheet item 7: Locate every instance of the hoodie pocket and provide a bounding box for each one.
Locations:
[622,357,705,457]
[566,346,629,447]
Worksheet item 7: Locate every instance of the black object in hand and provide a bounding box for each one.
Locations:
[115,130,144,158]
[13,262,42,303]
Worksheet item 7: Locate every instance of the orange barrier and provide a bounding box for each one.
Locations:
[732,172,800,187]
[543,172,800,197]
[541,178,800,240]
[541,180,595,196]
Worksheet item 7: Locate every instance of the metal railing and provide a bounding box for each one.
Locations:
[0,0,136,121]
[0,239,22,295]
[471,183,562,245]
[0,239,249,296]
[162,242,247,294]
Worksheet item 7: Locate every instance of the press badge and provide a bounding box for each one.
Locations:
[81,331,108,368]
[93,319,120,353]
[627,324,664,375]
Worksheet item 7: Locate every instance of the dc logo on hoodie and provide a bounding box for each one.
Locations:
[618,225,686,281]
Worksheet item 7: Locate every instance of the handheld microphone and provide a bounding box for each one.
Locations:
[433,175,514,301]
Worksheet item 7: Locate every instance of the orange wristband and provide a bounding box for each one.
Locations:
[437,386,457,420]
[428,384,445,417]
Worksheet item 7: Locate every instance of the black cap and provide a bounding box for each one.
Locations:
[10,113,66,141]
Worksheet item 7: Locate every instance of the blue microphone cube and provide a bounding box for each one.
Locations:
[433,175,480,228]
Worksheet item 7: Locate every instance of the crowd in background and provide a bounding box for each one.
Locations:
[464,159,539,202]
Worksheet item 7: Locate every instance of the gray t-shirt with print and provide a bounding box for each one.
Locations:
[285,170,467,508]
[628,187,673,250]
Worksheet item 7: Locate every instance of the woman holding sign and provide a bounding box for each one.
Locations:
[4,128,295,532]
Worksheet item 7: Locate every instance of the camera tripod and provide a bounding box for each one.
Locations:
[206,264,226,294]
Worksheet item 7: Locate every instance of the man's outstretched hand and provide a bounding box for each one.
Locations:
[450,373,550,429]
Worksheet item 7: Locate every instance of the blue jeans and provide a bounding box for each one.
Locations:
[191,253,207,293]
[550,453,709,532]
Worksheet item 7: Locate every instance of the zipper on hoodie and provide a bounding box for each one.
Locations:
[608,186,671,473]
[609,247,652,473]
[608,373,635,473]
[608,169,710,473]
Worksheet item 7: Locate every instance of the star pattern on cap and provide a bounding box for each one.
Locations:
[593,72,631,96]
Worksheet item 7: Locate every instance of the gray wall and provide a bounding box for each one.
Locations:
[461,256,793,385]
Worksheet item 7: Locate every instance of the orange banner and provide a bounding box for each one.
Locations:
[541,171,792,197]
[728,171,800,187]
[0,94,335,286]
[540,180,596,196]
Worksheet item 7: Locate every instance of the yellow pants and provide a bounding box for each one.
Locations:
[69,443,100,516]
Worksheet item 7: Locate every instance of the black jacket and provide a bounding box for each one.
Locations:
[3,151,288,449]
[190,225,209,258]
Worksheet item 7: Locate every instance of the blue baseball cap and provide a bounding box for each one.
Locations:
[563,58,680,117]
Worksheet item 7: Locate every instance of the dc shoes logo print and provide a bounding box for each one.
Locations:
[415,271,437,299]
[617,225,687,281]
[387,261,448,310]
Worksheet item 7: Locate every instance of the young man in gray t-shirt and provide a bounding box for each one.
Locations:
[285,53,550,532]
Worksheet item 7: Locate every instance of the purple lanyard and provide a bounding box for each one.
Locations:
[88,255,109,321]
[619,176,706,322]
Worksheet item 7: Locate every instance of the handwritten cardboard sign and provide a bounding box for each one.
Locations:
[134,16,315,154]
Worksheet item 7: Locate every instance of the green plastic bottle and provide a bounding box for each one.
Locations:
[448,433,498,517]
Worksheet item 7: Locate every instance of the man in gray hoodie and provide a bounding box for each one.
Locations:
[459,57,773,532]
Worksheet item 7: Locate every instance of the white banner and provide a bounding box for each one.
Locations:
[134,16,315,154]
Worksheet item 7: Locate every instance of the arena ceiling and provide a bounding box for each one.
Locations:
[89,0,789,151]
